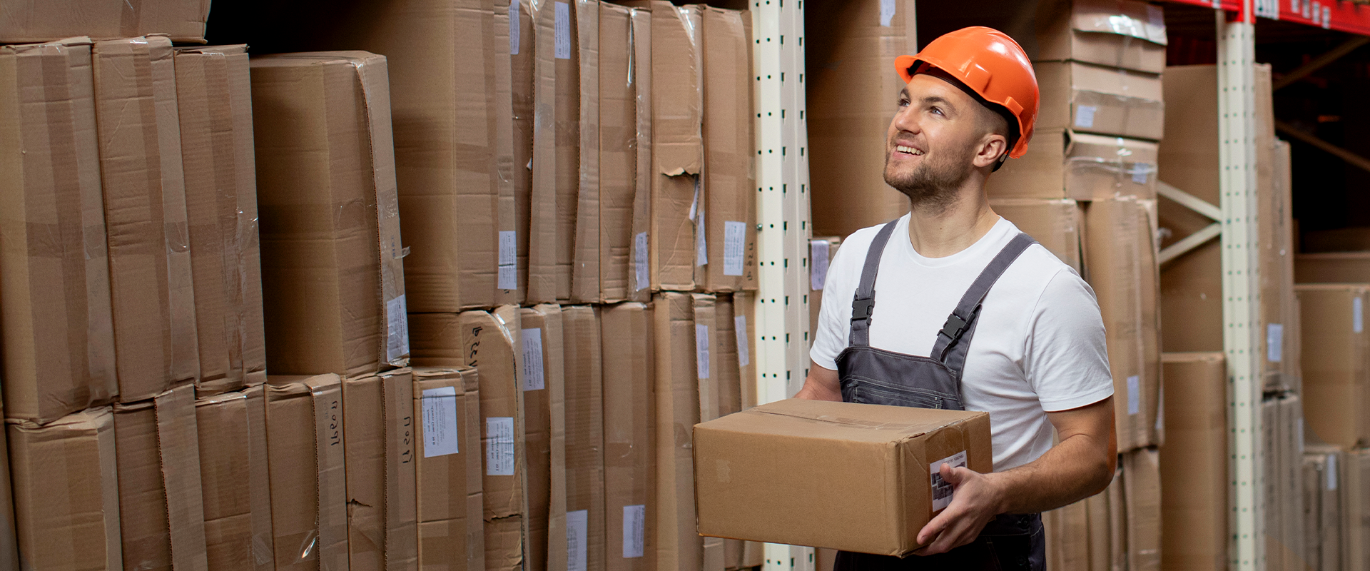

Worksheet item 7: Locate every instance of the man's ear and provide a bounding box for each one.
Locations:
[974,133,1008,168]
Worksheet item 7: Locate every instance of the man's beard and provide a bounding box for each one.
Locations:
[883,146,973,214]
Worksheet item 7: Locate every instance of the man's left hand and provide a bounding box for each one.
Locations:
[914,463,1005,556]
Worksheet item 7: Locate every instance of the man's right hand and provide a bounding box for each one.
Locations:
[794,361,842,401]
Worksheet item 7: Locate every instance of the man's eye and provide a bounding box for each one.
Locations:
[898,98,910,107]
[931,107,944,116]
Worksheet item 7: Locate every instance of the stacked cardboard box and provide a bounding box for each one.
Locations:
[1157,353,1226,571]
[1304,445,1344,571]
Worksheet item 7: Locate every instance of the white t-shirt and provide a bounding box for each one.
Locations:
[810,214,1113,471]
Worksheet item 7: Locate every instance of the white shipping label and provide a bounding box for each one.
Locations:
[1324,5,1332,28]
[485,417,516,476]
[723,221,746,276]
[499,231,518,290]
[509,0,521,55]
[1074,105,1097,129]
[1312,0,1321,23]
[421,387,460,458]
[929,451,967,512]
[1355,297,1363,333]
[696,200,707,267]
[879,0,896,26]
[567,510,589,571]
[386,295,410,363]
[522,328,545,391]
[1127,375,1141,416]
[735,315,750,367]
[1303,0,1312,18]
[634,232,650,291]
[810,240,830,291]
[555,2,571,59]
[623,505,646,558]
[1267,323,1283,363]
[695,324,710,380]
[1328,454,1339,490]
[1131,163,1153,185]
[1155,382,1164,433]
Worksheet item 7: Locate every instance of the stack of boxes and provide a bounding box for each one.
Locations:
[0,1,762,570]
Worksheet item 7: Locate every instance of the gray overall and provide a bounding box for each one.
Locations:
[832,220,1045,571]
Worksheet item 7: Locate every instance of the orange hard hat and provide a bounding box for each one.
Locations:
[895,26,1039,159]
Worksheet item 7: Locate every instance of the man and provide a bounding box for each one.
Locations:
[796,27,1117,570]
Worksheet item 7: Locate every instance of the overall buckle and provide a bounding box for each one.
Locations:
[851,298,874,321]
[940,314,968,341]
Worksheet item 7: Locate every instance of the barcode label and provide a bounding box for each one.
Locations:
[555,2,571,59]
[929,451,967,512]
[723,221,746,276]
[634,232,649,292]
[696,324,710,380]
[522,328,545,391]
[1267,323,1283,363]
[421,387,460,458]
[509,0,521,55]
[386,295,409,363]
[499,231,517,290]
[735,315,749,367]
[1074,105,1097,129]
[623,505,646,558]
[811,240,830,291]
[567,509,588,571]
[1127,375,1140,416]
[485,417,515,476]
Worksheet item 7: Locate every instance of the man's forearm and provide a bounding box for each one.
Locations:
[983,432,1114,515]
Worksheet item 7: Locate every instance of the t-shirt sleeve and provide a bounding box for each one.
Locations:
[809,238,859,371]
[1023,268,1115,412]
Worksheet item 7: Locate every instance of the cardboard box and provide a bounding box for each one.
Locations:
[1085,197,1161,451]
[1254,67,1298,393]
[808,237,842,345]
[1262,398,1281,571]
[250,51,409,377]
[522,305,567,571]
[1279,395,1306,571]
[113,384,209,571]
[1158,352,1226,571]
[527,0,559,303]
[1297,252,1370,284]
[628,7,654,299]
[1303,227,1370,253]
[1296,285,1370,449]
[691,294,726,571]
[649,1,704,292]
[1035,61,1164,141]
[702,7,758,293]
[413,367,486,571]
[987,129,1158,200]
[575,3,636,303]
[1014,0,1167,74]
[264,374,349,570]
[1122,448,1161,571]
[571,0,602,305]
[0,399,16,570]
[174,44,268,395]
[991,199,1086,274]
[1086,490,1110,571]
[600,302,655,571]
[0,38,119,423]
[1107,466,1127,571]
[0,0,210,43]
[196,385,275,571]
[805,0,914,238]
[343,368,418,570]
[1303,446,1344,571]
[563,306,607,571]
[1346,449,1370,571]
[694,399,992,556]
[730,293,760,414]
[309,0,515,312]
[712,295,760,570]
[10,407,122,570]
[513,0,536,300]
[654,292,703,571]
[93,35,200,401]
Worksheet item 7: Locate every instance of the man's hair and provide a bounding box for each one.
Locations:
[914,65,1019,168]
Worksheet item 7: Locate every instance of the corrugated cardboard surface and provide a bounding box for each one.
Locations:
[1014,0,1167,74]
[93,35,200,402]
[732,293,760,415]
[563,306,607,571]
[113,384,209,571]
[513,0,536,300]
[1346,449,1370,571]
[1123,448,1161,571]
[1296,285,1370,449]
[650,2,703,291]
[805,0,913,238]
[600,302,655,571]
[0,398,15,570]
[311,0,511,312]
[1035,61,1164,141]
[9,407,122,570]
[987,129,1158,200]
[1303,446,1344,571]
[1158,352,1225,571]
[250,51,409,378]
[492,7,522,307]
[343,369,418,571]
[264,374,349,570]
[1279,395,1307,570]
[413,367,483,571]
[572,0,603,304]
[691,294,725,571]
[0,0,210,43]
[1255,67,1298,393]
[0,38,118,423]
[713,295,761,570]
[654,292,701,571]
[175,44,268,396]
[702,7,757,293]
[522,305,567,571]
[196,385,275,571]
[1296,252,1370,283]
[528,0,559,303]
[627,7,654,300]
[1084,197,1160,451]
[1108,466,1127,571]
[591,3,637,303]
[694,399,992,556]
[990,199,1085,274]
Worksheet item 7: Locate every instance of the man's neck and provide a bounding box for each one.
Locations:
[906,183,1000,259]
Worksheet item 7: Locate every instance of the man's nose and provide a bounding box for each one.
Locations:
[891,106,920,137]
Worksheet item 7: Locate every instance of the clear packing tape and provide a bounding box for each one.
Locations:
[1075,0,1168,45]
[1064,133,1158,199]
[1070,89,1164,140]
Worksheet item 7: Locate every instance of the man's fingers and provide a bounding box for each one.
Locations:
[917,510,950,545]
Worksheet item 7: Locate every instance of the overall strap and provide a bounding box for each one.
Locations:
[931,232,1037,365]
[848,220,901,348]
